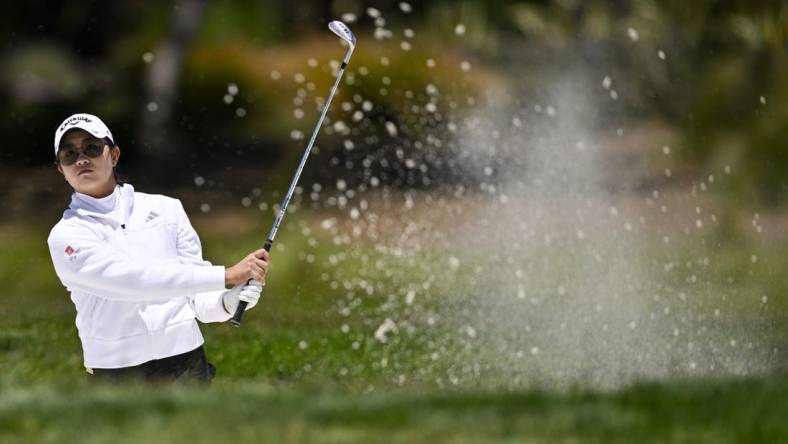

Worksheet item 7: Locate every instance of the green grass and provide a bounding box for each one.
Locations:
[1,209,787,442]
[1,376,786,443]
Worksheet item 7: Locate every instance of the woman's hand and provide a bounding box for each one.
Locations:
[224,249,270,286]
[222,279,264,315]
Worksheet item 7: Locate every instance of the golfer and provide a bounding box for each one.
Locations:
[47,113,269,382]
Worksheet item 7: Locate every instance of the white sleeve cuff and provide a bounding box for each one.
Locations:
[192,289,233,323]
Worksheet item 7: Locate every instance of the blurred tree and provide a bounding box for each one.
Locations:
[139,0,205,183]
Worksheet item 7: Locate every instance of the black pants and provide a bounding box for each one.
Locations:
[87,345,216,383]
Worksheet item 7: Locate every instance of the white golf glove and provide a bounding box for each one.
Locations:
[222,279,263,315]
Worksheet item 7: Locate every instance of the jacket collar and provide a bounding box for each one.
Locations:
[69,183,135,226]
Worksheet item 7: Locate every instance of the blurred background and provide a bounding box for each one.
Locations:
[1,1,787,441]
[2,1,786,207]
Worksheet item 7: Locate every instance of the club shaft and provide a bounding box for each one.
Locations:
[230,46,353,327]
[267,48,353,243]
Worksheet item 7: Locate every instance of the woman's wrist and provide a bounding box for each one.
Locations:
[224,267,232,287]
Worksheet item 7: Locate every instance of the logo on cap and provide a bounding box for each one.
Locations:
[59,116,93,132]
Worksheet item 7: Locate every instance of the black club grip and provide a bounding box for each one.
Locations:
[229,240,272,327]
[229,283,266,326]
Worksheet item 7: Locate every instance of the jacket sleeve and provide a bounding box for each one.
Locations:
[191,289,232,323]
[173,200,232,323]
[48,222,226,301]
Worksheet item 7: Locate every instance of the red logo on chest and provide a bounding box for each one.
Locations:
[64,245,75,256]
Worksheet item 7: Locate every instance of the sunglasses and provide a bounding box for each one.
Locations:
[57,138,108,166]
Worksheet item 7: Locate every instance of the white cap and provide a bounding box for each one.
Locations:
[54,113,115,156]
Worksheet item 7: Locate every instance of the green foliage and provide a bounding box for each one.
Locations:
[179,36,493,152]
[197,0,283,45]
[1,0,785,204]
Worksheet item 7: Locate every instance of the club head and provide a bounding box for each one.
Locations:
[328,20,356,50]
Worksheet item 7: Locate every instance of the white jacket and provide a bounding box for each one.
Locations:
[47,183,231,369]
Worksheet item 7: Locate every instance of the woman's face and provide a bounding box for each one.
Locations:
[56,129,120,197]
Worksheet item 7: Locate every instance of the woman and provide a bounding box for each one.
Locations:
[47,113,269,382]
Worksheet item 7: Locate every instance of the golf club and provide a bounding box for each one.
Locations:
[231,20,357,327]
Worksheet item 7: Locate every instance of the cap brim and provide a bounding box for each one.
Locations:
[55,125,113,154]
